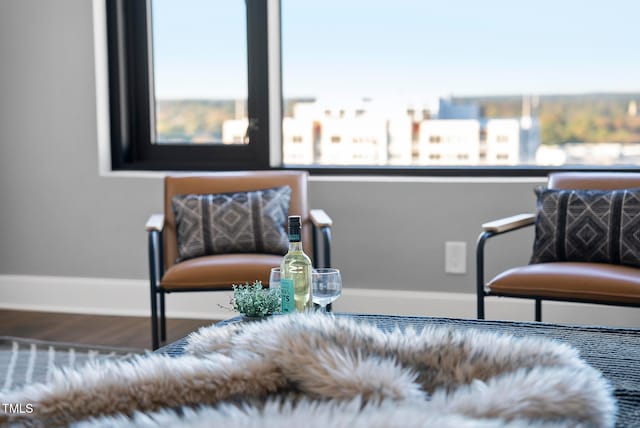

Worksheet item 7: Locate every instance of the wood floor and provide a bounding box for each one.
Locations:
[0,309,218,350]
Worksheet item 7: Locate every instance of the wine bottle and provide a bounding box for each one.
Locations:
[280,216,312,313]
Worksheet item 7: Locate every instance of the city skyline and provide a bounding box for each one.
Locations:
[155,92,640,166]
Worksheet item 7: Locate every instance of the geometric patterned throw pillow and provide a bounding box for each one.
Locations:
[172,186,291,262]
[530,187,640,267]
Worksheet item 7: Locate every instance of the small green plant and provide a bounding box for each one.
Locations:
[228,281,281,317]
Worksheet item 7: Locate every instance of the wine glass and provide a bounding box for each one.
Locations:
[268,267,281,289]
[312,268,342,312]
[269,267,285,313]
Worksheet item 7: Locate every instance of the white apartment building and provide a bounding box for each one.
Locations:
[221,119,248,144]
[281,101,389,165]
[282,117,314,164]
[270,97,539,166]
[318,115,387,165]
[536,142,640,166]
[418,119,480,165]
[485,119,521,164]
[387,114,413,165]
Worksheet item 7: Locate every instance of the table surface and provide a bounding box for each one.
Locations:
[157,313,640,427]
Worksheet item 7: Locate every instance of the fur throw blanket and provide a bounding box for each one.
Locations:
[1,313,615,427]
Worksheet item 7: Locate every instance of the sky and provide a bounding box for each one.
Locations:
[152,0,640,104]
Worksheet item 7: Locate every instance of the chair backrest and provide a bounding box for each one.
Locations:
[163,170,310,270]
[548,172,640,190]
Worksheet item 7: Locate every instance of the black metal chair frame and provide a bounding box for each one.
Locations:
[147,222,332,350]
[476,224,640,322]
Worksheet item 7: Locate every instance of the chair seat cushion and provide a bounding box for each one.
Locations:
[161,254,282,290]
[487,262,640,304]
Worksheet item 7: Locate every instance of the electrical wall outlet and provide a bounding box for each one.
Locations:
[445,241,467,274]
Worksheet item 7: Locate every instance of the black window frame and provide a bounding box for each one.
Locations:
[106,0,270,171]
[106,0,639,177]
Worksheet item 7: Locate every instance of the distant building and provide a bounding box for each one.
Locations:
[418,119,480,165]
[536,145,566,165]
[282,117,314,164]
[537,142,640,166]
[221,119,248,144]
[437,98,480,120]
[318,114,387,165]
[387,113,413,165]
[234,95,540,166]
[485,119,520,164]
[281,100,388,165]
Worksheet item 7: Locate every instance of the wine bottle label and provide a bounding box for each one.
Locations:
[280,279,295,313]
[288,232,300,242]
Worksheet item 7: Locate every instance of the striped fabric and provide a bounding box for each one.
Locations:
[0,337,140,391]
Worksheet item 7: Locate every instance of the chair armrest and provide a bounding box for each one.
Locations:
[309,209,332,269]
[146,214,165,293]
[145,214,165,232]
[146,214,165,350]
[310,209,333,228]
[481,213,535,234]
[476,213,535,319]
[309,209,334,310]
[146,213,165,294]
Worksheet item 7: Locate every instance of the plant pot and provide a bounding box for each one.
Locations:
[240,315,272,323]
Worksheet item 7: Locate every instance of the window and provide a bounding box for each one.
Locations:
[106,0,272,170]
[152,0,248,145]
[107,0,640,175]
[281,0,640,172]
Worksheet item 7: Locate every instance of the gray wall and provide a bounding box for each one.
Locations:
[0,0,539,294]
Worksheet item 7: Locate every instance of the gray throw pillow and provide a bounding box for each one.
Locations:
[172,186,291,262]
[530,187,640,267]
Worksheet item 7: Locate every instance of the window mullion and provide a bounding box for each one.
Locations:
[267,0,283,168]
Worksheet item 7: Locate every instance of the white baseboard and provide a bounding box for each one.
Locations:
[0,275,638,328]
[0,275,234,320]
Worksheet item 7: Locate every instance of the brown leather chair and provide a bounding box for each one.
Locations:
[476,172,640,321]
[145,171,332,349]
